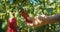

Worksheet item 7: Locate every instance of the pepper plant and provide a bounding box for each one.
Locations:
[0,0,60,32]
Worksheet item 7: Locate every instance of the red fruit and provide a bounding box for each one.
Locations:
[21,9,33,23]
[8,17,17,32]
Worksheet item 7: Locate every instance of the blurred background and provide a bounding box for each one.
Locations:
[0,0,60,32]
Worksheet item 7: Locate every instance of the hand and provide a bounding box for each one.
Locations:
[24,16,45,28]
[24,17,34,27]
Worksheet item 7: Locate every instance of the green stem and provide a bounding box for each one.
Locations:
[5,0,7,11]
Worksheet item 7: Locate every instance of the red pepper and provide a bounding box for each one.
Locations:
[21,9,33,23]
[8,13,17,32]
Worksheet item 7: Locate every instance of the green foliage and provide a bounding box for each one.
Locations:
[0,0,60,32]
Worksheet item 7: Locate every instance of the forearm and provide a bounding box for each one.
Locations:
[38,14,60,25]
[47,14,60,23]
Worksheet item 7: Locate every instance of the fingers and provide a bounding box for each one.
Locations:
[24,17,34,27]
[24,16,42,27]
[26,23,33,26]
[24,17,34,26]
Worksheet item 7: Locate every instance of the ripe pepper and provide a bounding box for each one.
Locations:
[8,12,17,32]
[21,9,33,23]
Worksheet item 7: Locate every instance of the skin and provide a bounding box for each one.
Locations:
[26,14,60,28]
